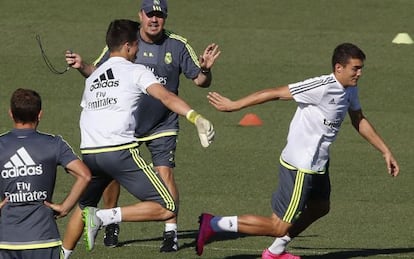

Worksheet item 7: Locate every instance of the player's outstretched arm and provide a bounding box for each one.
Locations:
[186,110,215,148]
[147,83,215,148]
[207,85,293,112]
[349,109,400,177]
[65,50,96,78]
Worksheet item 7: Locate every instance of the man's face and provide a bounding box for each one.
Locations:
[139,10,166,40]
[335,58,364,87]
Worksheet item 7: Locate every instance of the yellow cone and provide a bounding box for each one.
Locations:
[392,33,414,44]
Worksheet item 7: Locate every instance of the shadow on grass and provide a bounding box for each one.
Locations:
[224,254,261,259]
[117,229,199,247]
[299,247,414,259]
[118,230,414,258]
[117,229,249,251]
[219,247,414,259]
[221,248,414,259]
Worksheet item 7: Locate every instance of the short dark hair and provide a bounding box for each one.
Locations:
[106,19,140,51]
[10,88,42,123]
[331,43,366,70]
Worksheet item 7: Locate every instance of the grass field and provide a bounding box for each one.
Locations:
[1,0,413,258]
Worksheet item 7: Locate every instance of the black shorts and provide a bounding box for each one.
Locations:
[79,144,176,213]
[141,135,177,168]
[0,246,61,259]
[271,161,331,223]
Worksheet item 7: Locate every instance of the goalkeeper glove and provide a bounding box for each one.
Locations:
[186,110,215,148]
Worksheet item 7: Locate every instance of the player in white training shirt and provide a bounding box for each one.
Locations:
[196,43,399,259]
[61,19,214,258]
[282,74,361,172]
[65,0,220,249]
[80,57,159,149]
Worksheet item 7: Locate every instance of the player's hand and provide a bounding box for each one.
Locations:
[186,110,215,148]
[65,50,83,69]
[384,152,399,177]
[207,92,239,112]
[0,197,8,209]
[44,201,69,219]
[195,115,215,148]
[199,43,221,71]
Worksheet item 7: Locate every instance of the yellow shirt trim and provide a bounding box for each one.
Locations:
[279,157,325,174]
[0,240,62,250]
[137,131,178,142]
[81,142,139,154]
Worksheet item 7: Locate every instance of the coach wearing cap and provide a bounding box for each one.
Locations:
[141,0,168,17]
[64,0,221,253]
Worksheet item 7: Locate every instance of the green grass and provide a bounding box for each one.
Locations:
[1,0,413,258]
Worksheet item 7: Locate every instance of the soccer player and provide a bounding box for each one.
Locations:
[60,19,214,258]
[0,88,91,259]
[65,0,220,251]
[196,43,400,259]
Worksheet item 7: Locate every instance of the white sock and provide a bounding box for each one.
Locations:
[210,216,238,232]
[165,223,177,233]
[61,246,73,259]
[96,207,122,226]
[268,235,292,254]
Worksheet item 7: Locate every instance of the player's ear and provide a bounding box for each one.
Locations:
[8,109,13,120]
[38,110,43,121]
[335,63,342,73]
[138,10,143,22]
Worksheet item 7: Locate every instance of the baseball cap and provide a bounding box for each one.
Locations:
[141,0,168,17]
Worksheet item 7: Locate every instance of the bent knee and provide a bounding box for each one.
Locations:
[270,215,291,237]
[160,210,176,221]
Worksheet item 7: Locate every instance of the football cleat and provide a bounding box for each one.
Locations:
[103,223,120,248]
[262,249,301,259]
[196,213,216,256]
[82,207,103,251]
[160,230,178,252]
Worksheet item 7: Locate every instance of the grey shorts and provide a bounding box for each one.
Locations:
[271,161,331,223]
[79,144,176,213]
[0,246,61,259]
[141,135,177,168]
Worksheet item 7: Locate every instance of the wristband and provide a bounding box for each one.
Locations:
[186,109,201,124]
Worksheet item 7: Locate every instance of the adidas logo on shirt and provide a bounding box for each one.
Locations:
[1,147,43,179]
[90,68,120,91]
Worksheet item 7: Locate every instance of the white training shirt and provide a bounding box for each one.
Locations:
[281,73,361,172]
[80,57,159,148]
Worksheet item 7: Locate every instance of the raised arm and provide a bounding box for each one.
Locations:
[207,85,293,112]
[65,50,97,78]
[193,43,221,87]
[348,109,399,177]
